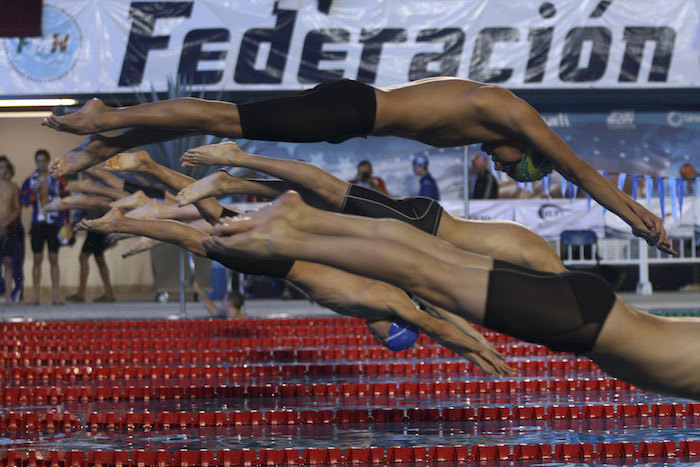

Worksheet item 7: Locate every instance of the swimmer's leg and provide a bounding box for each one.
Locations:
[181,142,349,209]
[127,199,202,222]
[51,128,196,177]
[588,301,700,400]
[436,216,567,274]
[43,97,243,137]
[217,192,491,272]
[106,151,225,224]
[80,208,209,256]
[177,171,292,206]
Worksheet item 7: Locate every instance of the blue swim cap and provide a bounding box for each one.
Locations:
[385,318,420,351]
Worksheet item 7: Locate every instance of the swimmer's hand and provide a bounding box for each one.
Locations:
[632,223,677,256]
[627,201,676,255]
[460,345,517,377]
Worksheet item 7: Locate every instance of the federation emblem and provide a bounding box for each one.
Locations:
[4,5,82,82]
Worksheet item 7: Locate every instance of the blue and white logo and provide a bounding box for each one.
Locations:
[4,5,81,81]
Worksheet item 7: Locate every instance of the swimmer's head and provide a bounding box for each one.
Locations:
[366,318,420,351]
[482,141,553,182]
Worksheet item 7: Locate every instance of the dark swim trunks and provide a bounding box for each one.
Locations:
[238,79,377,144]
[340,184,444,235]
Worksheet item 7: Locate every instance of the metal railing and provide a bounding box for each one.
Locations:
[552,231,699,294]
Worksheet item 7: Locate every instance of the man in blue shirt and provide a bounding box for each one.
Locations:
[412,155,440,200]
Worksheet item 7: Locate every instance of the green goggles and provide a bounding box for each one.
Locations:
[502,146,554,182]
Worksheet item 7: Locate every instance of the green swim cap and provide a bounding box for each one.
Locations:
[504,146,554,182]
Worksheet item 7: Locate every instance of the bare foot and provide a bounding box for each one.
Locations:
[50,134,120,177]
[180,141,245,168]
[111,190,150,211]
[122,237,161,258]
[202,211,296,261]
[215,190,308,235]
[42,98,110,135]
[77,207,125,233]
[177,171,234,206]
[126,200,165,220]
[105,151,153,173]
[52,298,65,306]
[43,197,69,212]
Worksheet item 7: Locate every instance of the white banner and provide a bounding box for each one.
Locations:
[513,200,605,241]
[1,0,699,95]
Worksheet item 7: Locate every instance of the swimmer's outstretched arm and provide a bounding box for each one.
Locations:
[391,300,512,375]
[476,89,674,254]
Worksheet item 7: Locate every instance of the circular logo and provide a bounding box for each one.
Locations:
[538,203,563,220]
[4,5,82,82]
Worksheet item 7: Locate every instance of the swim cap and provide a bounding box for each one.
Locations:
[505,146,553,182]
[413,154,429,168]
[385,318,420,351]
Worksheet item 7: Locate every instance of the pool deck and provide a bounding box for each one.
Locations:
[1,291,699,322]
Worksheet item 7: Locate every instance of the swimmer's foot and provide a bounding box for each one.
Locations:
[77,207,125,233]
[105,150,153,173]
[43,197,69,212]
[122,237,161,258]
[205,193,306,259]
[111,190,150,211]
[215,190,308,236]
[177,171,235,206]
[50,134,120,177]
[42,98,111,135]
[180,141,245,168]
[126,200,168,220]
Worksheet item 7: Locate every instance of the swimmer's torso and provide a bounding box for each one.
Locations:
[0,180,17,225]
[373,77,513,147]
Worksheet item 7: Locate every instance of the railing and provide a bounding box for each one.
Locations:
[552,231,699,294]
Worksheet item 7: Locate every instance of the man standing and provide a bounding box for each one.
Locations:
[412,155,440,200]
[0,156,20,303]
[20,149,69,305]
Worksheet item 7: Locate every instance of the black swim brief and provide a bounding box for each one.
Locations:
[341,184,444,235]
[238,79,377,144]
[484,266,616,354]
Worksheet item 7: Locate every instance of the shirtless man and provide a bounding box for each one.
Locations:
[177,142,565,272]
[42,77,672,254]
[0,156,20,303]
[207,191,700,401]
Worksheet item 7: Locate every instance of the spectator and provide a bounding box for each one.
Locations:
[349,160,388,194]
[193,280,246,319]
[680,163,697,196]
[471,154,499,199]
[1,158,25,302]
[20,149,69,305]
[65,185,116,303]
[412,154,440,200]
[0,155,20,303]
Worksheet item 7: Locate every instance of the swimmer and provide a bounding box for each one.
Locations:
[43,78,673,254]
[208,191,700,401]
[79,208,511,375]
[88,151,512,375]
[177,142,565,273]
